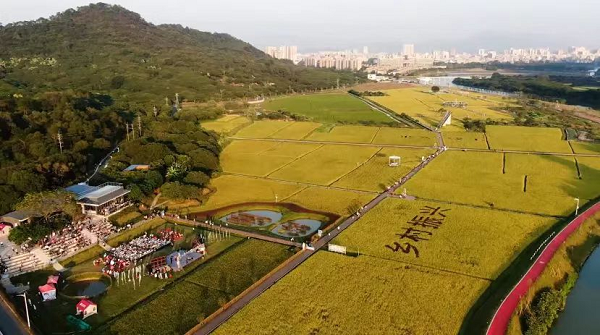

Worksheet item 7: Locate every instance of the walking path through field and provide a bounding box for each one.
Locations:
[486,201,600,335]
[166,216,302,248]
[192,147,446,335]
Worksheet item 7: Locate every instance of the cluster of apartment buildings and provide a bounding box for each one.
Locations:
[264,44,600,74]
[264,45,298,62]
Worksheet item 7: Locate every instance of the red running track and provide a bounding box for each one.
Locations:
[486,202,600,335]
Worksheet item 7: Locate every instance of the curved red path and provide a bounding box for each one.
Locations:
[486,202,600,335]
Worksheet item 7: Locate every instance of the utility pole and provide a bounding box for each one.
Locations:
[57,131,63,153]
[126,123,130,141]
[16,291,30,328]
[336,78,340,90]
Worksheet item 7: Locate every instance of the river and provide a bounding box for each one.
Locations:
[551,247,600,334]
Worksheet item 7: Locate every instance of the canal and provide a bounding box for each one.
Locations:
[552,247,600,334]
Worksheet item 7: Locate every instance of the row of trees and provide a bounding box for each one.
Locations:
[453,73,600,109]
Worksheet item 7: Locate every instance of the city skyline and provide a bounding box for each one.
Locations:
[2,0,600,53]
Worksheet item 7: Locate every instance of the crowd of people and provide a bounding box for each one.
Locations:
[40,217,115,259]
[109,233,171,262]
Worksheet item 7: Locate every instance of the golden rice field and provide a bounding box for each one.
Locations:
[202,115,251,133]
[332,198,556,279]
[200,175,305,210]
[235,120,294,138]
[486,125,572,153]
[332,147,436,192]
[220,140,321,176]
[569,141,600,154]
[269,121,322,139]
[305,125,380,143]
[269,144,380,185]
[371,127,438,147]
[369,87,512,127]
[441,127,489,149]
[214,251,489,335]
[283,187,376,216]
[400,151,600,216]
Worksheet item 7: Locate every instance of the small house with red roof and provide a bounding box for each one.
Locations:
[76,299,97,319]
[38,284,56,301]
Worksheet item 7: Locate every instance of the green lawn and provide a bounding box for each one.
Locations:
[264,93,390,124]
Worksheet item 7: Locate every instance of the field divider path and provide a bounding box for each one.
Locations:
[192,146,447,335]
[486,201,600,335]
[446,146,600,157]
[264,144,325,178]
[222,172,379,195]
[228,136,438,150]
[327,147,384,187]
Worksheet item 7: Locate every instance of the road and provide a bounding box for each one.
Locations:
[86,145,119,183]
[486,201,600,335]
[0,294,30,335]
[193,148,444,335]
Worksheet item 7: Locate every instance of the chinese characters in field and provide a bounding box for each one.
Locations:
[385,206,450,258]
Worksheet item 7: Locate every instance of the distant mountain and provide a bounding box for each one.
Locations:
[0,3,362,102]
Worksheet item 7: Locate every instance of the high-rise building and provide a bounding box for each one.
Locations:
[264,46,298,61]
[403,44,415,56]
[363,46,369,55]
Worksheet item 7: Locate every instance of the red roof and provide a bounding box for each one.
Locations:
[76,299,96,311]
[47,275,59,284]
[38,284,55,293]
[0,223,8,231]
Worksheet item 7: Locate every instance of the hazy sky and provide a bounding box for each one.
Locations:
[1,0,599,53]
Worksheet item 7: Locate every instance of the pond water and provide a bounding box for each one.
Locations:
[551,247,600,334]
[63,280,108,298]
[219,210,283,227]
[271,219,323,237]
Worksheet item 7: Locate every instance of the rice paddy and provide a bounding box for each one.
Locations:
[202,115,251,133]
[368,87,512,127]
[214,251,489,335]
[486,125,572,153]
[263,93,391,124]
[400,151,600,216]
[332,198,557,279]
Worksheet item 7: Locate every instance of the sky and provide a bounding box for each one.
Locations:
[1,0,599,53]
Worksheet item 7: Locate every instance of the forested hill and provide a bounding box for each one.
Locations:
[0,3,362,102]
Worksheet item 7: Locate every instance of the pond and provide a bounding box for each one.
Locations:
[271,219,323,238]
[219,210,283,227]
[62,280,109,298]
[551,247,600,334]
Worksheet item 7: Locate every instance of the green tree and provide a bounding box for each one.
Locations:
[16,190,80,223]
[8,170,46,194]
[183,171,210,187]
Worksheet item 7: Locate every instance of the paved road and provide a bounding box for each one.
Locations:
[0,295,30,335]
[193,148,445,335]
[167,216,302,248]
[486,202,600,335]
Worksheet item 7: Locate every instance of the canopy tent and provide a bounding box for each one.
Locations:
[47,275,59,285]
[39,284,57,301]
